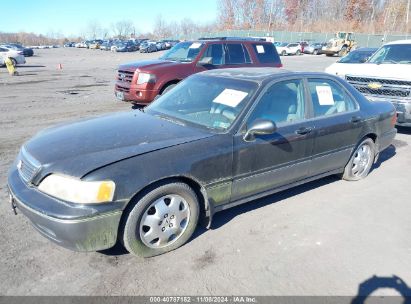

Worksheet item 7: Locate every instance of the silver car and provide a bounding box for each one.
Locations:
[0,46,26,66]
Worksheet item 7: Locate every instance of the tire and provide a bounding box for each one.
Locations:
[11,58,17,67]
[313,49,318,55]
[342,138,376,181]
[122,182,200,257]
[326,54,334,57]
[281,50,286,56]
[296,50,301,55]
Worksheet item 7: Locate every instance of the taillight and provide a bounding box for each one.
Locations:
[391,113,397,127]
[275,63,283,68]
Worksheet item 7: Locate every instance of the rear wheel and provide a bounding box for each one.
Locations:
[281,50,286,56]
[296,50,301,55]
[122,182,200,257]
[11,58,17,66]
[313,49,318,55]
[342,138,375,181]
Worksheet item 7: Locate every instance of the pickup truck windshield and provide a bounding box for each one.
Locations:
[368,44,411,64]
[160,42,205,63]
[145,75,258,131]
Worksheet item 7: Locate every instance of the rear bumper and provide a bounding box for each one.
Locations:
[7,168,122,252]
[377,128,397,152]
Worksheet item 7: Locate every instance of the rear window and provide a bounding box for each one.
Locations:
[251,43,281,64]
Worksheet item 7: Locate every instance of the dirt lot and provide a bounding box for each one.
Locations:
[1,48,410,296]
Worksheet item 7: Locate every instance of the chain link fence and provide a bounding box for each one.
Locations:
[171,30,410,48]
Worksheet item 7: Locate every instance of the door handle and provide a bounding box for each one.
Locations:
[295,127,313,135]
[350,116,362,123]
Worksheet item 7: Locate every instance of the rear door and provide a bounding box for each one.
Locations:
[305,78,363,176]
[231,78,315,201]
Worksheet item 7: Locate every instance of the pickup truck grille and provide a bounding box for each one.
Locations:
[346,76,411,99]
[117,70,134,83]
[18,147,41,184]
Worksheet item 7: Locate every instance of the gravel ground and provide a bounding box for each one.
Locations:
[0,48,410,297]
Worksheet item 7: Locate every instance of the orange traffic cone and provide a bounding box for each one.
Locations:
[57,63,62,70]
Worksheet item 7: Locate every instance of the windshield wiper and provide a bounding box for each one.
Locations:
[155,114,186,126]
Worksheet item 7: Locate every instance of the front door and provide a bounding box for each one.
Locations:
[231,79,315,202]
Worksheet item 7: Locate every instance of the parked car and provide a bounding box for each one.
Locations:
[116,38,283,104]
[139,41,157,53]
[8,68,397,257]
[75,41,88,48]
[325,48,378,78]
[88,40,103,49]
[276,43,302,56]
[296,41,310,52]
[99,40,113,51]
[155,41,166,50]
[111,40,137,52]
[304,42,327,55]
[63,42,76,48]
[345,40,411,127]
[274,42,289,56]
[1,43,34,57]
[0,46,26,66]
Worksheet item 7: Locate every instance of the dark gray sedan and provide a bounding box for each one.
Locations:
[7,68,397,257]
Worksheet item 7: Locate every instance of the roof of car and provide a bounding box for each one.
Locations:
[199,67,331,83]
[385,40,411,45]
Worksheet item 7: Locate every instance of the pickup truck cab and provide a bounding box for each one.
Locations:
[345,40,411,127]
[115,38,282,105]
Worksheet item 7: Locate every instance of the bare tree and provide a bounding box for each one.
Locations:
[111,20,135,39]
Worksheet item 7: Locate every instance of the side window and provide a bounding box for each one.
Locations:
[0,48,6,52]
[200,44,225,65]
[247,80,305,125]
[308,78,358,117]
[225,44,251,64]
[251,43,281,64]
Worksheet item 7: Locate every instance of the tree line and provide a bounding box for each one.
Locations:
[1,0,409,45]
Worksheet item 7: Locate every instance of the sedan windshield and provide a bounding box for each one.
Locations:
[160,42,205,62]
[368,44,411,64]
[145,75,258,131]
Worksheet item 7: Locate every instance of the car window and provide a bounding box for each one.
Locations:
[251,43,280,64]
[307,78,357,117]
[0,48,7,52]
[225,43,251,64]
[247,79,305,125]
[200,44,225,65]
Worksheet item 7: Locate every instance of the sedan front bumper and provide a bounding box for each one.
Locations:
[7,169,122,252]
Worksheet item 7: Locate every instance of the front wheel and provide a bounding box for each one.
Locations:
[296,50,301,55]
[122,182,200,257]
[342,138,375,181]
[281,50,286,56]
[11,58,17,67]
[313,49,318,55]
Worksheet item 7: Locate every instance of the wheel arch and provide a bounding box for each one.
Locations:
[159,80,180,95]
[118,175,212,243]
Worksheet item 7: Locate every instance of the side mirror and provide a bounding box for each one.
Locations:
[243,119,277,142]
[196,57,213,66]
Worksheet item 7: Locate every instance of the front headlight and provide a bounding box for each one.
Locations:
[137,72,156,85]
[38,174,115,204]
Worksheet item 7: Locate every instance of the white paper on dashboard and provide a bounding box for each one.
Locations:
[316,86,335,105]
[256,45,265,53]
[189,43,202,49]
[213,89,248,107]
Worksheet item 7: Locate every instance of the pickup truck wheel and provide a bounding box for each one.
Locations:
[122,182,199,257]
[342,138,375,181]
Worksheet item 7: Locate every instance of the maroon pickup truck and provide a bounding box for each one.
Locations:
[115,38,282,105]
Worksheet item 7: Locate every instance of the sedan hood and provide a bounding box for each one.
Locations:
[24,111,213,179]
[119,59,185,72]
